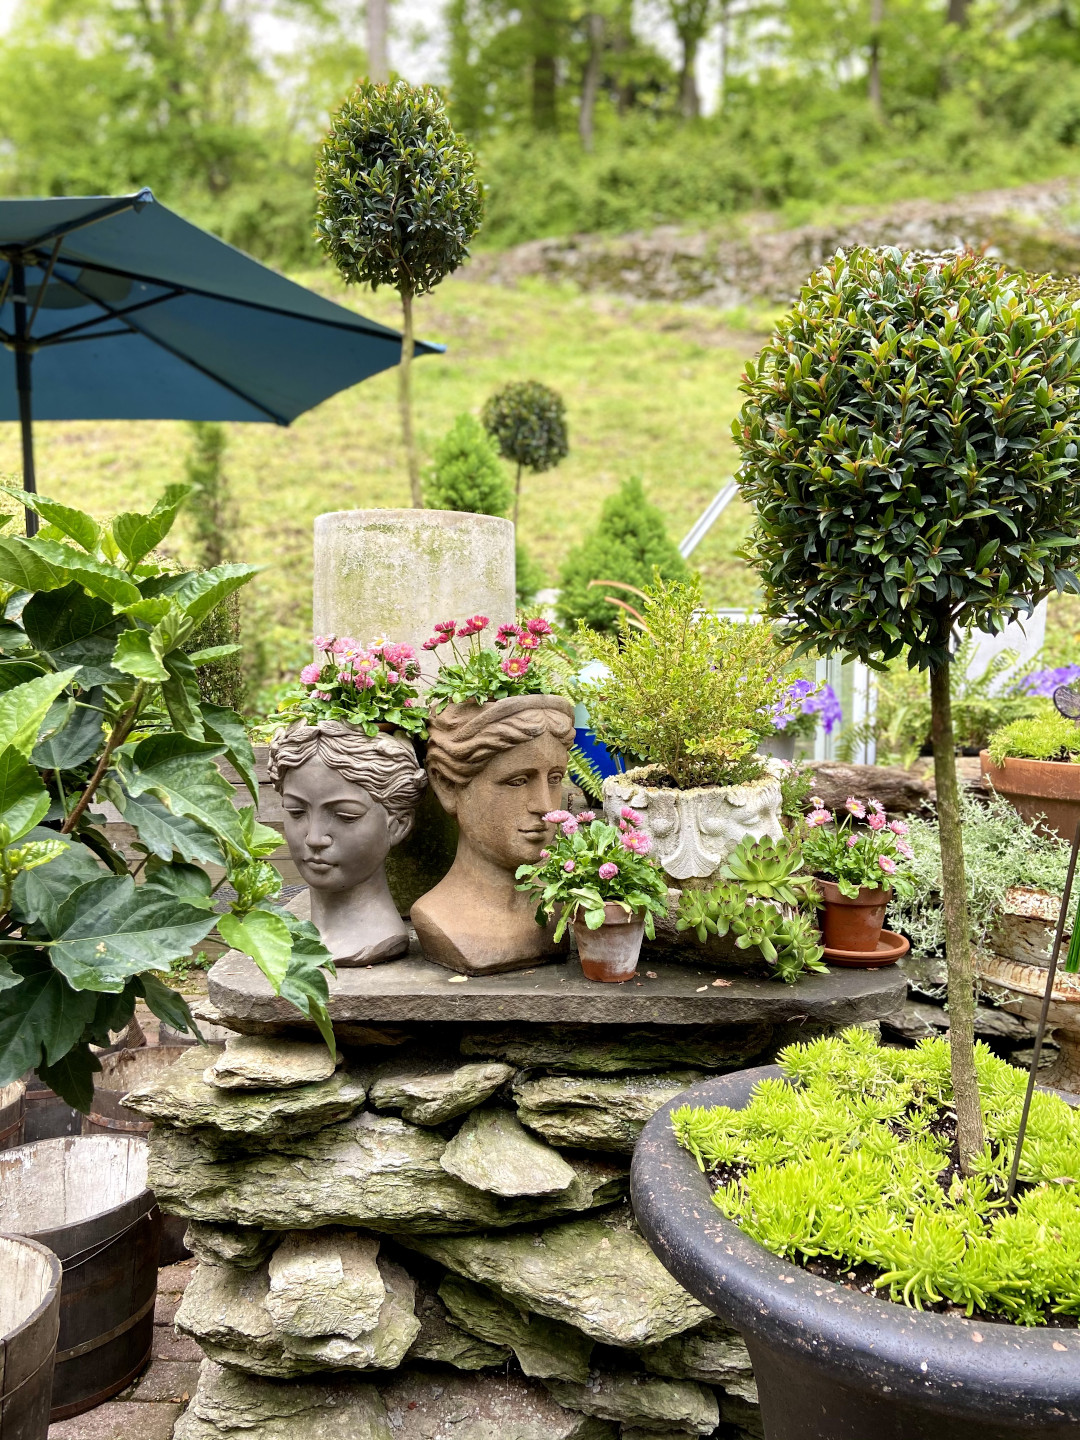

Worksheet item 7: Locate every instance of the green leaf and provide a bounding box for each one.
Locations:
[113,627,169,683]
[0,535,72,593]
[112,485,191,565]
[218,909,292,987]
[134,971,202,1040]
[0,668,81,757]
[0,954,17,991]
[187,644,241,665]
[32,690,105,771]
[0,745,50,842]
[106,783,224,866]
[0,960,98,1083]
[12,538,140,606]
[11,834,100,934]
[21,585,124,686]
[0,487,101,553]
[37,1046,100,1112]
[160,563,260,626]
[202,704,258,801]
[115,733,249,854]
[161,651,205,739]
[0,661,46,691]
[49,874,219,991]
[144,861,214,909]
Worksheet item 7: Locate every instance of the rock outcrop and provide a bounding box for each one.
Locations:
[514,1072,703,1152]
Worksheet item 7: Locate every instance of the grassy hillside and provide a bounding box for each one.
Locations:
[0,268,769,682]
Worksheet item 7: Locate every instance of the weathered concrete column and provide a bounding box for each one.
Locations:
[312,510,515,664]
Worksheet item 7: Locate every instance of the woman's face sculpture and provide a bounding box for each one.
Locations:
[432,732,568,871]
[282,757,411,894]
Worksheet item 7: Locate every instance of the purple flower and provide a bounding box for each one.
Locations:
[1016,665,1080,698]
[598,862,619,880]
[801,683,843,734]
[563,860,576,873]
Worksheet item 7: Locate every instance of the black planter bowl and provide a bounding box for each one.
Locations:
[631,1066,1080,1440]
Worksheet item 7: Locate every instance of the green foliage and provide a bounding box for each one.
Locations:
[886,791,1075,961]
[425,414,512,516]
[516,809,669,942]
[988,706,1080,765]
[575,575,790,789]
[736,248,1080,673]
[515,541,547,608]
[720,834,820,906]
[315,80,484,296]
[182,427,244,712]
[482,380,569,476]
[777,758,814,819]
[276,637,427,741]
[0,484,336,1108]
[673,1029,1080,1322]
[556,477,689,633]
[801,801,916,899]
[567,744,605,803]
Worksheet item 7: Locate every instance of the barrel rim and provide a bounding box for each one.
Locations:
[0,1134,155,1256]
[94,1044,192,1097]
[0,1230,62,1346]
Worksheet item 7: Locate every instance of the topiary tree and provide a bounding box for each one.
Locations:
[557,476,689,632]
[315,80,484,508]
[736,247,1080,1171]
[483,379,568,525]
[425,413,513,516]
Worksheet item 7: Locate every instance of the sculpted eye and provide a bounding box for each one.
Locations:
[504,775,529,787]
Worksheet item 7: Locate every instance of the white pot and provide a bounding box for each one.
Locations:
[602,763,783,883]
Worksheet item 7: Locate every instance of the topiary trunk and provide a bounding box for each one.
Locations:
[399,287,422,508]
[929,654,985,1172]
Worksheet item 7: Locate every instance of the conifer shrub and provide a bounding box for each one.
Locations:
[425,414,512,517]
[557,476,689,632]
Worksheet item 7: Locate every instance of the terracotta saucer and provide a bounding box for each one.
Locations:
[822,928,910,968]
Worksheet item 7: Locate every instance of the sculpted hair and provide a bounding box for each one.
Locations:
[426,695,576,787]
[268,721,427,830]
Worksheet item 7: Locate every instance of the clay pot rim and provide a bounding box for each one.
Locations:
[573,901,645,928]
[980,748,1080,778]
[631,1067,1080,1417]
[816,878,892,906]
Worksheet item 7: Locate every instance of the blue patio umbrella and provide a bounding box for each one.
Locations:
[0,189,440,531]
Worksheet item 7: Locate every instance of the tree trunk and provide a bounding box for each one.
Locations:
[929,654,985,1173]
[947,0,970,25]
[612,0,634,114]
[513,461,523,527]
[678,34,701,119]
[398,287,421,508]
[367,0,388,81]
[579,11,604,152]
[868,0,884,116]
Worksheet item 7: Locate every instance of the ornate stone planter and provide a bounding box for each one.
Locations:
[602,765,783,884]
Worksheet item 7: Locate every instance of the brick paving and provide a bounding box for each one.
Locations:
[48,1260,197,1440]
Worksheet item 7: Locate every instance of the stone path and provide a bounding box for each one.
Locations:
[48,1260,197,1440]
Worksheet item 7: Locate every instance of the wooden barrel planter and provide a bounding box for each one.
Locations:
[0,1136,161,1421]
[85,1047,191,1265]
[19,1078,80,1145]
[0,1233,62,1440]
[0,1082,25,1153]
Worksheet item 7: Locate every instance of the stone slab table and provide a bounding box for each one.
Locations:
[207,943,907,1040]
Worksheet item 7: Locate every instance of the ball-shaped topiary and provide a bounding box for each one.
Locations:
[315,81,484,508]
[483,380,568,523]
[735,246,1080,1169]
[425,414,513,517]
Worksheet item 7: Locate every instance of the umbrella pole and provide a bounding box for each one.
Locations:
[12,256,37,537]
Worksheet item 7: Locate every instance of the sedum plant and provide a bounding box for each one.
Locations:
[316,80,483,508]
[0,485,335,1109]
[575,575,795,789]
[736,247,1080,1172]
[674,1029,1080,1323]
[987,706,1080,764]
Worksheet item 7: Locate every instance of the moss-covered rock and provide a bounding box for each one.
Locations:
[378,1370,616,1440]
[440,1106,577,1195]
[184,1222,279,1271]
[174,1360,392,1439]
[544,1373,718,1433]
[637,1317,755,1394]
[460,1024,771,1074]
[438,1273,593,1382]
[366,1055,515,1125]
[514,1072,702,1152]
[205,1035,342,1090]
[406,1278,512,1370]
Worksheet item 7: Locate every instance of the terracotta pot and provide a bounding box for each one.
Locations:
[817,879,891,952]
[980,750,1080,840]
[573,902,645,983]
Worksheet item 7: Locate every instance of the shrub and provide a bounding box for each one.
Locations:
[315,81,483,506]
[483,379,569,524]
[556,476,689,633]
[736,246,1080,1170]
[183,422,244,713]
[425,414,512,517]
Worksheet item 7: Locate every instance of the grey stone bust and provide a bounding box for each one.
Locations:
[268,721,427,967]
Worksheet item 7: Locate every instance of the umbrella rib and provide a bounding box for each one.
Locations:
[33,288,183,346]
[17,190,154,253]
[56,270,289,424]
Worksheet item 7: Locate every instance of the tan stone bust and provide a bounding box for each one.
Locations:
[412,694,576,975]
[268,721,427,966]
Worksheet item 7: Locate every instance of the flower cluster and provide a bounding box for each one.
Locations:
[516,806,669,943]
[773,680,842,736]
[1015,664,1080,698]
[801,795,915,898]
[425,613,559,711]
[279,635,426,739]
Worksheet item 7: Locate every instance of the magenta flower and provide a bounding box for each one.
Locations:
[577,811,596,823]
[544,810,572,824]
[845,798,867,819]
[421,637,441,651]
[404,698,416,707]
[312,689,331,701]
[501,654,531,677]
[598,862,619,880]
[354,673,375,690]
[332,636,359,655]
[866,812,887,831]
[560,818,579,836]
[386,670,400,684]
[878,855,897,875]
[563,860,576,873]
[889,820,909,836]
[620,806,643,825]
[620,831,652,855]
[433,620,456,635]
[526,617,554,637]
[846,835,860,848]
[806,808,832,828]
[495,623,521,649]
[895,840,914,860]
[457,614,490,637]
[300,662,322,685]
[517,632,541,650]
[313,635,334,651]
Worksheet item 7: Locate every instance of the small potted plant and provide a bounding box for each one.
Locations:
[576,576,805,885]
[801,797,916,958]
[516,805,670,982]
[276,635,427,741]
[982,705,1080,839]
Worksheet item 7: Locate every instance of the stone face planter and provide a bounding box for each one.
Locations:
[603,765,783,884]
[817,880,891,952]
[632,1067,1080,1440]
[573,902,645,983]
[980,750,1080,840]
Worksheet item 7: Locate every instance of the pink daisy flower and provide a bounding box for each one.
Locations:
[563,860,576,873]
[878,855,897,875]
[501,655,531,677]
[526,617,554,637]
[300,663,322,685]
[577,811,595,823]
[845,798,867,819]
[806,808,832,827]
[598,862,619,880]
[866,812,887,831]
[620,806,643,825]
[544,810,573,824]
[560,818,579,836]
[889,820,909,836]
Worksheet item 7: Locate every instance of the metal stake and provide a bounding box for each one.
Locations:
[1005,818,1080,1202]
